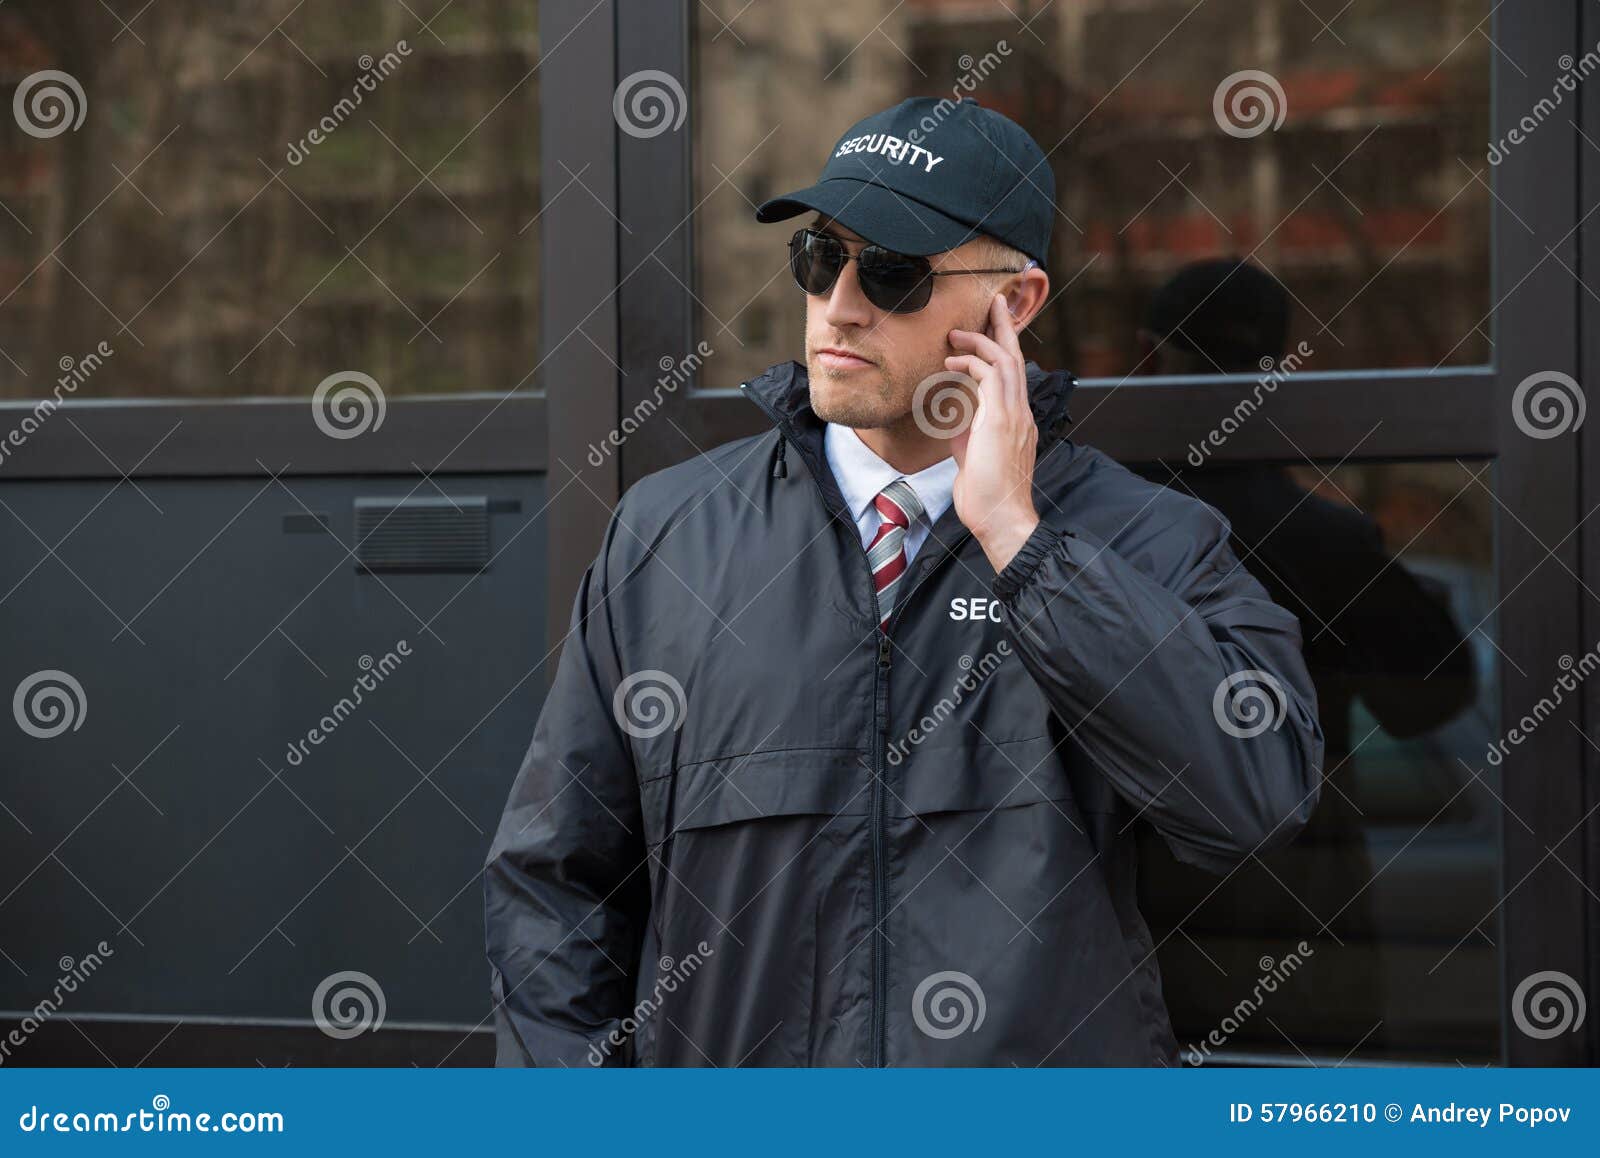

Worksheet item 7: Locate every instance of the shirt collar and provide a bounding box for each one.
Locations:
[823,422,958,526]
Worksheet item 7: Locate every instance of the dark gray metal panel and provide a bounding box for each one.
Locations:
[1581,0,1600,1072]
[617,1,698,487]
[0,1016,493,1067]
[0,396,548,480]
[1072,371,1497,463]
[638,370,1500,467]
[541,0,623,651]
[0,472,546,1044]
[1494,0,1587,1067]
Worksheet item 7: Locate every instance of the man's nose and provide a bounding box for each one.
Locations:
[824,260,875,328]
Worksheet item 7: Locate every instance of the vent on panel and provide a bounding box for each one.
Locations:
[354,496,489,573]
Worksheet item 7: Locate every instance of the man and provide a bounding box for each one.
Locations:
[484,98,1324,1066]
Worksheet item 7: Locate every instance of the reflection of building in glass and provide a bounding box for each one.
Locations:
[0,0,540,399]
[696,0,1491,382]
[1034,0,1492,376]
[696,4,905,381]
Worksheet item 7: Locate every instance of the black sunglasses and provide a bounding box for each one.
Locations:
[787,228,1032,315]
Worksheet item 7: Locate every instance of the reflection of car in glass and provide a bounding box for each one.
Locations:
[1132,464,1496,1063]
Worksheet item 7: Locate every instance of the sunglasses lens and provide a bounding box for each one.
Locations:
[859,249,933,313]
[788,230,934,313]
[790,231,843,296]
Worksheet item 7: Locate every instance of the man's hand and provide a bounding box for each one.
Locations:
[946,292,1041,574]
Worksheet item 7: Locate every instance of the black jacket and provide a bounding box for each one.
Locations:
[484,359,1325,1066]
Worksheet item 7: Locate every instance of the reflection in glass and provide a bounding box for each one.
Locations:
[0,0,539,399]
[695,0,1491,384]
[1134,457,1498,1062]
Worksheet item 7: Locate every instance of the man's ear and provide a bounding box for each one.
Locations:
[1006,264,1050,332]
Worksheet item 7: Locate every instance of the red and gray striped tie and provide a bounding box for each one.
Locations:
[868,479,925,631]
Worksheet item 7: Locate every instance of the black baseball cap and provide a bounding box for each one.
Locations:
[755,97,1055,266]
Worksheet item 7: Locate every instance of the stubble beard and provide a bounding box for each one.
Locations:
[806,295,996,429]
[808,348,949,431]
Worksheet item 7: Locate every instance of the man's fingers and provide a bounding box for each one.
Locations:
[989,293,1027,408]
[947,334,1018,416]
[944,353,1001,401]
[947,326,1009,368]
[952,297,1026,406]
[946,344,1014,417]
[990,292,1025,365]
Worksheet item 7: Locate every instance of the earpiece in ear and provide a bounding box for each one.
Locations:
[1009,259,1038,318]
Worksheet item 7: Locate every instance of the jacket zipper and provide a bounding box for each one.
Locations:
[764,421,977,1066]
[743,373,1065,1066]
[869,532,970,1067]
[762,410,899,1068]
[871,628,891,1067]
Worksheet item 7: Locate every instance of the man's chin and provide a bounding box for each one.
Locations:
[809,361,931,430]
[809,374,892,428]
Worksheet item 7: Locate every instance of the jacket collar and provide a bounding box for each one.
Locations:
[741,359,1079,578]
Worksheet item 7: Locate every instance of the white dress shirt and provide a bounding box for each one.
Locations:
[823,422,958,564]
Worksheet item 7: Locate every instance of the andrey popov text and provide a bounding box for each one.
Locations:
[1229,1103,1572,1128]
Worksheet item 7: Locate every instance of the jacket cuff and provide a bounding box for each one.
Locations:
[992,522,1073,602]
